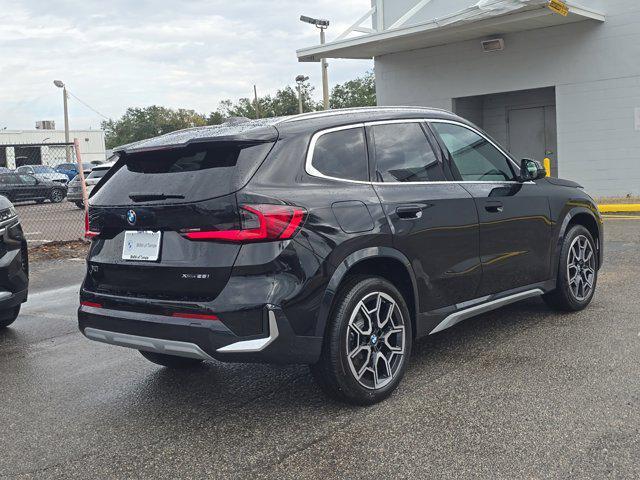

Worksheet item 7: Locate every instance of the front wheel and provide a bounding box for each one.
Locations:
[543,225,598,311]
[74,201,84,209]
[50,189,65,203]
[139,350,204,369]
[0,306,20,329]
[311,276,412,405]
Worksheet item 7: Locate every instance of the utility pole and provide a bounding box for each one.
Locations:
[54,80,71,162]
[295,75,309,114]
[320,28,329,110]
[253,85,261,119]
[300,15,331,110]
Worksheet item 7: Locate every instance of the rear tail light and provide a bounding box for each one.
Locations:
[85,211,100,239]
[183,204,306,243]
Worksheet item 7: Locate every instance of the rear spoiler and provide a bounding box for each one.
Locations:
[114,122,280,155]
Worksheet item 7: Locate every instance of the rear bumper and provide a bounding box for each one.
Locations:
[78,303,322,364]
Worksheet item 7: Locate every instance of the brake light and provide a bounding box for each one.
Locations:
[85,211,100,239]
[183,204,306,243]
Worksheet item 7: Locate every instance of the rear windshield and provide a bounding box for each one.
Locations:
[92,142,274,205]
[87,168,110,179]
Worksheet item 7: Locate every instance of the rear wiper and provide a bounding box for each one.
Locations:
[128,193,185,202]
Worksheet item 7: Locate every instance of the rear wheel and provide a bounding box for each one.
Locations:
[74,201,84,209]
[0,306,20,329]
[543,225,598,311]
[50,189,65,203]
[139,350,204,369]
[311,276,412,405]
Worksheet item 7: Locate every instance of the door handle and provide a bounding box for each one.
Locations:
[396,205,423,220]
[485,201,503,213]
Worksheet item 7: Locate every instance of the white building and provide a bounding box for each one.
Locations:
[298,0,640,197]
[0,129,106,168]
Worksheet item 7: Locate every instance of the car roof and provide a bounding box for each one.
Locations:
[114,107,467,154]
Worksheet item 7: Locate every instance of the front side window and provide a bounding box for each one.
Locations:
[371,123,444,182]
[431,123,515,182]
[19,174,37,185]
[310,127,368,182]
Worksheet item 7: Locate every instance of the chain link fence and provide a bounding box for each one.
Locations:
[0,141,87,246]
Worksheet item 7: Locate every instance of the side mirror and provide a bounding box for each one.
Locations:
[520,159,547,181]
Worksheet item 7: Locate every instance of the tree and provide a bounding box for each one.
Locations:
[102,72,376,148]
[102,106,209,149]
[330,71,376,109]
[216,81,319,120]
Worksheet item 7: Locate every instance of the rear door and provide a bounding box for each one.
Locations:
[369,120,481,318]
[86,141,275,302]
[430,121,552,296]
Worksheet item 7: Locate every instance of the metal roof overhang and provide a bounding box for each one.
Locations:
[297,1,605,62]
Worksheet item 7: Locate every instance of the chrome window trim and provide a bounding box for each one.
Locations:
[304,118,525,186]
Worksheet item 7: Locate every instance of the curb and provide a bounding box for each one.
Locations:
[598,204,640,213]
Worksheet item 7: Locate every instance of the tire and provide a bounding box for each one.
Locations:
[543,225,598,312]
[139,350,204,369]
[50,189,65,203]
[0,306,20,329]
[74,201,84,209]
[311,275,413,405]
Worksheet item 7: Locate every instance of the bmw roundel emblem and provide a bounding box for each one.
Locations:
[126,210,137,226]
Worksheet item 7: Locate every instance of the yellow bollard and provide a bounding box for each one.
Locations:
[543,158,551,177]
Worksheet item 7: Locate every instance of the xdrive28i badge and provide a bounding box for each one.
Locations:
[126,210,137,226]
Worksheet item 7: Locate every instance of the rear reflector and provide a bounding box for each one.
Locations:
[171,312,220,321]
[81,301,102,308]
[183,204,306,243]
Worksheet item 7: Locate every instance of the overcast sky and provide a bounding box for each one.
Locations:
[0,0,373,130]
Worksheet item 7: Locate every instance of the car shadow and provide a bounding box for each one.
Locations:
[105,297,564,422]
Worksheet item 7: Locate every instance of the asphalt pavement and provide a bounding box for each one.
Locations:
[14,202,84,245]
[1,218,638,479]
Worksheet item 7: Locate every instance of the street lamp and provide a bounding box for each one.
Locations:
[300,15,330,110]
[53,80,71,162]
[295,75,309,114]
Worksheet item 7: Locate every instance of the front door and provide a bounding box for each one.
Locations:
[430,121,553,296]
[508,106,557,177]
[368,121,482,321]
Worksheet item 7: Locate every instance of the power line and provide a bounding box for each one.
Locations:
[66,90,110,120]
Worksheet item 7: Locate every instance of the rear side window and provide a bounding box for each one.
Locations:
[431,123,515,182]
[371,123,445,182]
[310,127,368,182]
[92,142,274,205]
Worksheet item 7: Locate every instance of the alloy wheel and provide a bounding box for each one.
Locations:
[345,291,406,390]
[51,190,64,203]
[567,234,596,301]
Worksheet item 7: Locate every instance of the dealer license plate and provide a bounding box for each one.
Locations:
[122,231,161,261]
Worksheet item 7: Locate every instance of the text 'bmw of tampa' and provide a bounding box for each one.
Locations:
[78,107,603,405]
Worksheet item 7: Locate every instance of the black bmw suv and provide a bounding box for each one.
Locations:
[79,107,603,405]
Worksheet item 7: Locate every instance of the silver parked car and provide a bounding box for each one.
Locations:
[15,165,69,186]
[67,162,114,209]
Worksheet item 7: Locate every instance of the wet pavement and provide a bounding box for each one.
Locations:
[1,219,639,479]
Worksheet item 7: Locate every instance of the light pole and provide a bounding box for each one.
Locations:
[295,75,309,114]
[53,80,71,162]
[300,15,330,110]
